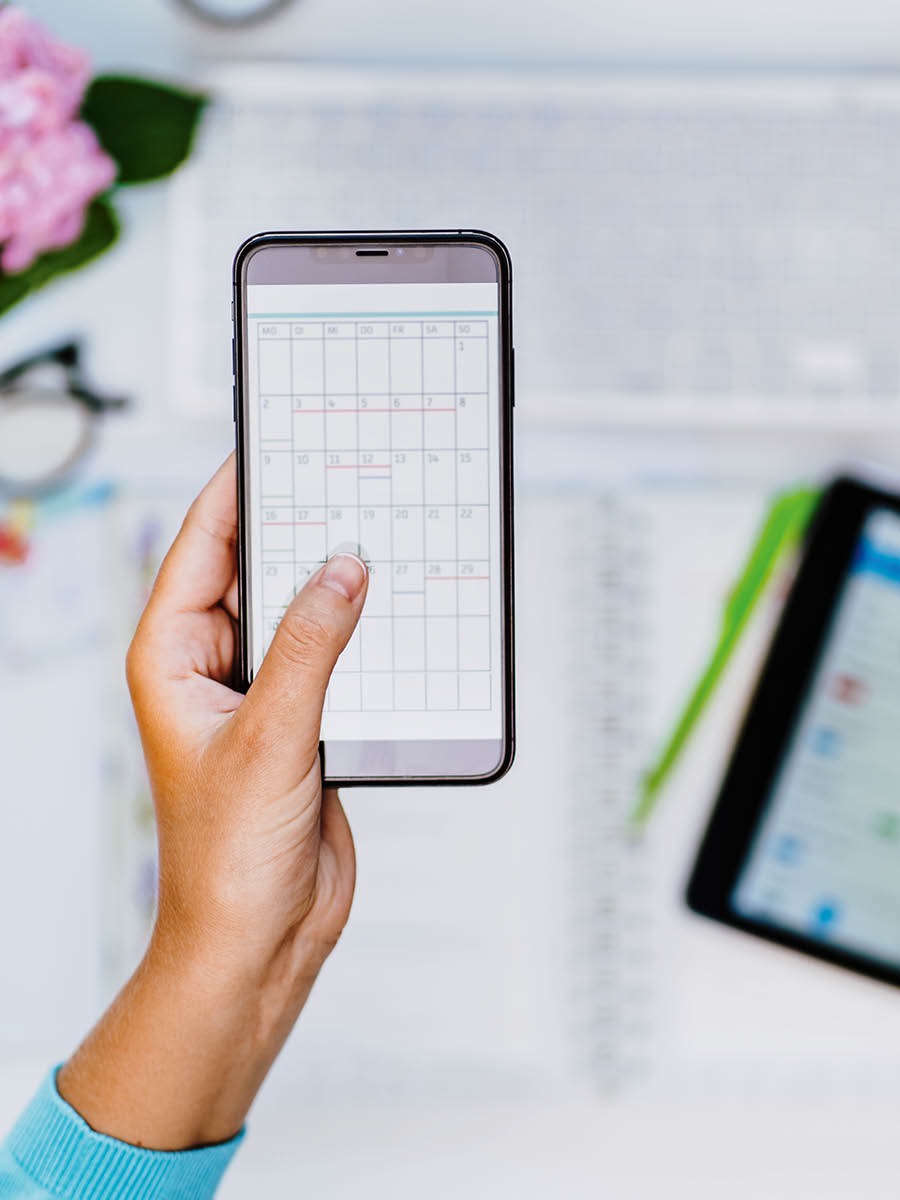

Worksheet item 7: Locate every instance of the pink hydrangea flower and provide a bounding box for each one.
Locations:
[0,8,116,274]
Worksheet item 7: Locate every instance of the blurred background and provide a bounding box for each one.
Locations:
[5,0,900,1195]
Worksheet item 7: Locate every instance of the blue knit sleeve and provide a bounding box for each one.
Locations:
[0,1069,243,1199]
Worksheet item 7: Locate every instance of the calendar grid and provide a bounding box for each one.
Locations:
[257,312,494,714]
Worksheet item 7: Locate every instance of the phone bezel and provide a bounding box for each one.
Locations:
[233,229,515,786]
[687,475,900,989]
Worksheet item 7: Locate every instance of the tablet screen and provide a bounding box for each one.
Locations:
[733,506,900,967]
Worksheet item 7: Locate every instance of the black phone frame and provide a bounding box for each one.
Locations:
[232,229,515,787]
[687,475,900,989]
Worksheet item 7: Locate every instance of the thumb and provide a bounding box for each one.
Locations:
[235,553,368,772]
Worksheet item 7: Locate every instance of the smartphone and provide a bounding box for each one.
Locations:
[233,230,515,785]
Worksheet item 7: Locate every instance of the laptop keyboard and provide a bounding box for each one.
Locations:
[169,67,900,423]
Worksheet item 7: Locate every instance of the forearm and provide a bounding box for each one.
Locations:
[57,929,322,1151]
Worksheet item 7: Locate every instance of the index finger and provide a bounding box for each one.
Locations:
[151,454,238,616]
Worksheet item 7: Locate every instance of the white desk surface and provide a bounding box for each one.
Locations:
[5,8,900,1196]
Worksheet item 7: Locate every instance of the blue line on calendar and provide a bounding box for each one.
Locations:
[248,310,497,319]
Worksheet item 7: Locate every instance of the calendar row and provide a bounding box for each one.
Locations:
[263,559,490,617]
[257,329,488,396]
[258,320,489,339]
[264,613,491,674]
[260,504,490,560]
[324,670,492,714]
[260,448,489,503]
[327,614,491,674]
[260,395,488,448]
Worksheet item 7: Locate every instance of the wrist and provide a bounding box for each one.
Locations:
[59,928,324,1150]
[147,903,329,1029]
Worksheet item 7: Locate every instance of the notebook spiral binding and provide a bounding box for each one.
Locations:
[566,488,654,1088]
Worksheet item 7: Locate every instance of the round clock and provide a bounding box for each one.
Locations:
[174,0,296,27]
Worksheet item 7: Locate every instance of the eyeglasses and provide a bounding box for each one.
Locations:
[0,342,127,496]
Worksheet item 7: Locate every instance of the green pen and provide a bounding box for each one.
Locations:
[629,486,821,828]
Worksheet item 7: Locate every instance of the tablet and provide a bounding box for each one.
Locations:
[687,476,900,987]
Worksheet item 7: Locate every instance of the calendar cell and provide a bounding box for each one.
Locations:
[358,505,392,561]
[358,475,392,507]
[422,337,454,394]
[260,395,291,440]
[392,560,425,616]
[457,505,490,559]
[357,338,390,393]
[262,561,294,607]
[394,617,426,671]
[358,408,390,450]
[261,508,293,552]
[258,337,291,393]
[326,506,360,552]
[458,570,490,615]
[293,450,325,499]
[361,559,392,614]
[291,338,324,393]
[427,672,459,710]
[425,561,459,615]
[260,450,292,498]
[456,449,490,505]
[326,457,360,506]
[294,509,327,562]
[424,450,455,505]
[424,407,456,448]
[389,337,423,393]
[361,674,394,711]
[391,450,423,505]
[393,591,425,617]
[455,334,488,393]
[361,618,393,671]
[394,673,426,711]
[456,394,488,447]
[292,405,326,451]
[325,411,357,450]
[392,506,424,560]
[390,409,423,449]
[328,673,361,711]
[426,616,457,672]
[458,616,490,671]
[459,672,491,711]
[424,510,457,561]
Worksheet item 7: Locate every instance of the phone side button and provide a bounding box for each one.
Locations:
[232,383,237,423]
[510,347,516,405]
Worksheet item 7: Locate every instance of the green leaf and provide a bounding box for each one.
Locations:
[0,197,119,318]
[82,75,207,185]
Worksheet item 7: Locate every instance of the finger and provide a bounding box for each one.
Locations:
[321,788,355,868]
[235,554,368,770]
[222,572,240,622]
[150,454,237,617]
[320,787,356,902]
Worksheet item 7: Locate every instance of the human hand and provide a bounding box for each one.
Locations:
[59,454,368,1148]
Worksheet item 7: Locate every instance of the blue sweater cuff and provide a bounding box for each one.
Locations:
[5,1069,244,1199]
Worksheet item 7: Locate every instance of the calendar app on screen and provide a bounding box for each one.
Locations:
[244,281,503,742]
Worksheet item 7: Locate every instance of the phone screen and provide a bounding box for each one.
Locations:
[733,507,900,966]
[237,238,511,781]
